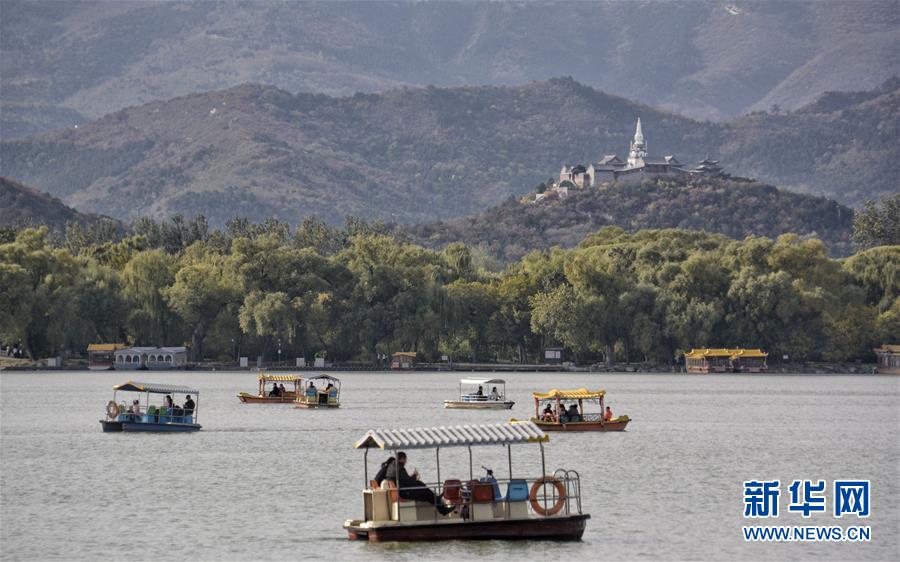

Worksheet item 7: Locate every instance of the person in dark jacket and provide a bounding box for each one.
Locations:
[373,457,395,486]
[381,452,454,515]
[183,395,195,417]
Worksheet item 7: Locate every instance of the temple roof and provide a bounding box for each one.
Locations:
[597,155,623,165]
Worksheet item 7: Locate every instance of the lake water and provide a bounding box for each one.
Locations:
[1,371,898,561]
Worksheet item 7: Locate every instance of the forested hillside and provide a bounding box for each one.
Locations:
[0,176,121,232]
[2,1,897,137]
[1,79,896,227]
[403,177,855,261]
[1,220,896,366]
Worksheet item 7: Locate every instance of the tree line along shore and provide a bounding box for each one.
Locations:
[0,200,897,368]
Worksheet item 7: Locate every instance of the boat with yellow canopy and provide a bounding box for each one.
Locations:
[237,373,302,403]
[528,388,630,432]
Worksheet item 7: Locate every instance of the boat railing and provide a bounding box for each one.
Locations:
[296,390,338,405]
[553,468,582,515]
[366,471,582,522]
[108,411,197,424]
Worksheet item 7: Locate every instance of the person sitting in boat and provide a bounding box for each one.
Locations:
[489,387,501,401]
[130,399,141,421]
[604,406,614,421]
[279,383,287,396]
[384,452,454,515]
[184,395,195,417]
[269,384,281,397]
[566,403,581,422]
[542,404,555,422]
[164,395,174,410]
[373,457,395,486]
[558,403,569,423]
[476,386,484,397]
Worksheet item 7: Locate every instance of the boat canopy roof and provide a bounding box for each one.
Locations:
[532,388,605,400]
[113,381,199,395]
[459,377,506,385]
[87,343,129,352]
[306,374,341,382]
[257,374,301,382]
[354,421,547,450]
[684,348,768,359]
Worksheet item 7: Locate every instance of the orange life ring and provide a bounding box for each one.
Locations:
[529,476,566,516]
[106,400,119,419]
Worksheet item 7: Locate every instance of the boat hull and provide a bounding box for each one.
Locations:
[237,394,297,404]
[344,514,589,542]
[294,402,340,409]
[533,418,630,432]
[100,420,201,432]
[444,401,515,410]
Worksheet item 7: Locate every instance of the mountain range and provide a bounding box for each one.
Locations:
[1,77,896,227]
[2,0,898,139]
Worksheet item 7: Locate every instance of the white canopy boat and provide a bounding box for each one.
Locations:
[443,378,515,410]
[343,420,589,541]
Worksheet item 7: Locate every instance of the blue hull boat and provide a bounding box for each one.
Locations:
[101,381,202,433]
[100,420,201,432]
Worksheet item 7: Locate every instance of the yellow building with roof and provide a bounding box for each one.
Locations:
[684,348,768,373]
[87,343,130,370]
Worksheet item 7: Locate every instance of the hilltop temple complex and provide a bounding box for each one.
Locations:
[544,119,726,200]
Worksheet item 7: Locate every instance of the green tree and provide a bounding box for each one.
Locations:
[853,194,900,250]
[121,249,180,345]
[530,285,593,363]
[163,246,240,360]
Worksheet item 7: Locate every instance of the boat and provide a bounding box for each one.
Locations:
[100,381,201,432]
[237,373,302,403]
[294,374,341,408]
[529,388,631,432]
[343,420,589,542]
[443,378,515,409]
[683,348,769,373]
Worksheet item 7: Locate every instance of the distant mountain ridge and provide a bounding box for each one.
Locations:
[2,0,897,138]
[401,176,856,261]
[0,78,896,226]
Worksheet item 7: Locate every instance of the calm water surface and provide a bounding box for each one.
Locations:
[1,371,898,561]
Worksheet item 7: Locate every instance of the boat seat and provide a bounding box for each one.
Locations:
[471,482,494,503]
[470,482,497,520]
[381,480,435,521]
[505,479,529,502]
[380,480,415,503]
[503,479,530,519]
[442,479,463,505]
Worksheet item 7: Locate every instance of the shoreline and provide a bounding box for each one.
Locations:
[0,362,885,375]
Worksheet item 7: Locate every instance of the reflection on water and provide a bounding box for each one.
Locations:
[1,371,898,560]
